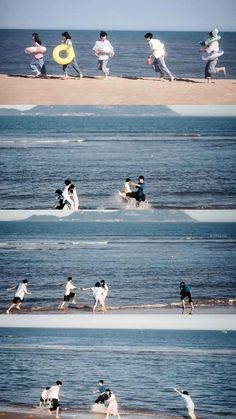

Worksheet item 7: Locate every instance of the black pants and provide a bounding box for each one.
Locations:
[95,394,109,404]
[126,191,146,202]
[50,398,60,411]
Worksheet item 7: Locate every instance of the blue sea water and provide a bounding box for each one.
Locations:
[0,221,235,309]
[0,113,236,209]
[0,328,235,418]
[0,29,235,79]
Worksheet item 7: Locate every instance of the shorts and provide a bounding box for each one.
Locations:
[50,398,60,411]
[181,291,192,303]
[64,292,75,302]
[40,396,46,402]
[13,297,23,304]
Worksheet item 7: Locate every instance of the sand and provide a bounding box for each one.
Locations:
[0,411,181,419]
[0,75,236,105]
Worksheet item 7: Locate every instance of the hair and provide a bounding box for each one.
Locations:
[65,179,71,186]
[183,391,189,395]
[23,279,28,284]
[55,189,62,195]
[67,276,72,281]
[95,282,101,287]
[99,380,104,384]
[139,175,144,181]
[126,178,131,182]
[144,33,153,39]
[62,31,71,40]
[68,184,75,192]
[32,33,41,45]
[180,281,185,286]
[105,389,111,396]
[101,280,106,288]
[100,31,108,37]
[56,380,62,385]
[46,386,50,390]
[209,31,213,37]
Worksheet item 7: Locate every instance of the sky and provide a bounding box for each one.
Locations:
[0,0,236,31]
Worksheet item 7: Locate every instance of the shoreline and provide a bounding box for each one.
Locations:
[0,75,235,105]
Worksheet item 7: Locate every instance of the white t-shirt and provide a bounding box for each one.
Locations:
[41,389,49,400]
[149,39,165,58]
[93,40,114,60]
[65,281,76,296]
[91,286,104,300]
[181,394,195,410]
[62,185,74,208]
[15,283,28,299]
[48,385,60,400]
[206,40,219,54]
[124,182,132,193]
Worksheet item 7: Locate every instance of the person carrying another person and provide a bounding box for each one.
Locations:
[199,28,226,82]
[126,175,146,206]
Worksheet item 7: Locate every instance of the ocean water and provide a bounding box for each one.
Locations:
[0,114,236,209]
[0,328,235,418]
[0,29,235,79]
[0,221,235,309]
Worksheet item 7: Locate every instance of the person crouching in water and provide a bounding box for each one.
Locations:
[126,175,146,207]
[179,281,194,315]
[61,31,83,79]
[144,32,175,81]
[30,32,46,77]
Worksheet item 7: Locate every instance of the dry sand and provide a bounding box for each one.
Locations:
[0,75,236,105]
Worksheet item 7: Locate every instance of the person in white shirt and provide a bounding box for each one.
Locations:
[83,282,105,313]
[93,31,114,78]
[39,386,51,407]
[119,177,132,199]
[60,276,79,309]
[144,32,174,81]
[174,388,197,419]
[6,279,31,314]
[62,179,74,210]
[199,29,226,82]
[68,183,79,210]
[100,280,109,312]
[61,32,83,79]
[48,380,62,419]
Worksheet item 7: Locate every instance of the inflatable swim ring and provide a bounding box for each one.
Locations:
[202,50,224,61]
[199,35,221,47]
[52,44,75,65]
[25,46,47,55]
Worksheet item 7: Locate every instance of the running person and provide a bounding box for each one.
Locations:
[105,390,121,419]
[93,380,108,404]
[83,282,105,313]
[144,33,174,81]
[93,31,114,78]
[60,276,79,309]
[174,388,197,419]
[61,32,83,79]
[48,381,62,419]
[6,279,31,314]
[199,28,226,82]
[30,32,46,77]
[179,281,194,314]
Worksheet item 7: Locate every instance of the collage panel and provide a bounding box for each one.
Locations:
[0,328,235,419]
[1,1,236,419]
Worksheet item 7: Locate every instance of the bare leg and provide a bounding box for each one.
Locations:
[15,302,22,310]
[56,406,61,418]
[60,301,66,309]
[6,303,16,314]
[72,297,77,304]
[105,414,109,419]
[93,300,98,313]
[181,299,185,314]
[189,302,194,314]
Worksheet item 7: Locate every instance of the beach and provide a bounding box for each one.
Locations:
[1,75,236,105]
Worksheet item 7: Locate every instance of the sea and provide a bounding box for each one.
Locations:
[0,221,235,310]
[0,111,236,209]
[0,29,236,78]
[0,328,235,418]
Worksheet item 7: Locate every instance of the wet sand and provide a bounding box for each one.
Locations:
[0,74,236,105]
